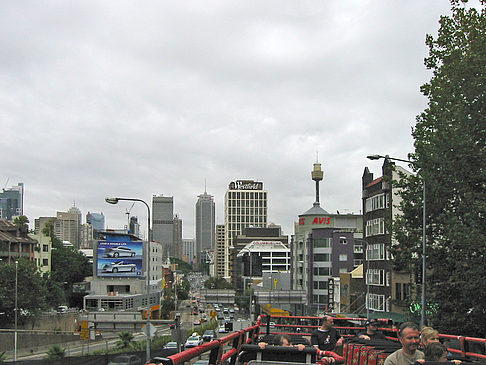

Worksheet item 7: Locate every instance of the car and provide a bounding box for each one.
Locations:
[229,308,235,313]
[215,307,221,312]
[217,313,224,320]
[107,354,142,365]
[193,319,201,325]
[218,324,227,333]
[185,334,203,348]
[104,246,136,258]
[164,342,178,349]
[202,329,217,342]
[193,361,209,365]
[102,261,137,273]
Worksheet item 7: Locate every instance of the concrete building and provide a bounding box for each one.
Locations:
[362,158,412,319]
[232,226,288,290]
[214,225,225,278]
[173,214,183,260]
[291,162,363,315]
[86,212,105,238]
[55,208,81,247]
[182,238,195,264]
[80,223,94,249]
[152,195,173,258]
[84,230,162,316]
[0,218,36,263]
[0,182,24,220]
[224,180,267,280]
[129,216,140,237]
[195,189,215,266]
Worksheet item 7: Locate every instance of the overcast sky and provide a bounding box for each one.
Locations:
[2,1,456,238]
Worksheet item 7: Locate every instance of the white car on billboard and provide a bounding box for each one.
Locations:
[102,261,136,273]
[104,246,136,258]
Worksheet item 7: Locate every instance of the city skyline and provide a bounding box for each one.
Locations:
[1,1,459,238]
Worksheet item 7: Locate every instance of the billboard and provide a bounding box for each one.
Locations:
[97,241,143,277]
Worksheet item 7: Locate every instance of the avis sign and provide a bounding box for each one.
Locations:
[299,217,332,225]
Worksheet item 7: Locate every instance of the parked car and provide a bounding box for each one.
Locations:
[202,329,217,342]
[102,261,136,273]
[185,334,203,348]
[107,354,142,365]
[164,342,178,349]
[104,246,136,258]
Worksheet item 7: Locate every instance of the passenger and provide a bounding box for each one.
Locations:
[258,334,306,350]
[384,322,424,365]
[424,343,448,362]
[357,319,387,341]
[311,315,343,351]
[421,327,440,348]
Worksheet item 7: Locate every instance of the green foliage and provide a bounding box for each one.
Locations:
[0,259,49,326]
[161,295,175,319]
[116,331,135,348]
[13,215,29,233]
[394,0,486,337]
[46,345,66,359]
[204,277,232,289]
[170,257,193,273]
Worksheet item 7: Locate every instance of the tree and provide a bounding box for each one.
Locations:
[116,331,135,348]
[13,215,29,233]
[203,277,232,289]
[394,0,486,336]
[0,259,49,327]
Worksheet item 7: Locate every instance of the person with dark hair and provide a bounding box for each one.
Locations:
[424,343,448,362]
[357,319,387,340]
[311,315,343,351]
[384,322,424,365]
[258,334,306,350]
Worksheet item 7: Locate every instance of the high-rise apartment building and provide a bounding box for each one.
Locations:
[152,195,174,258]
[173,214,183,260]
[195,189,215,265]
[224,180,267,280]
[55,208,81,247]
[362,158,412,316]
[0,182,24,220]
[215,224,225,278]
[182,238,195,264]
[129,216,140,238]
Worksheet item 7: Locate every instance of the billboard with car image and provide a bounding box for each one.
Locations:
[97,241,143,277]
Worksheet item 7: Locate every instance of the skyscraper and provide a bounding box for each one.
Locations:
[224,180,267,280]
[86,211,105,239]
[215,224,226,278]
[173,214,183,260]
[195,188,215,265]
[0,182,24,220]
[152,195,174,258]
[55,209,81,247]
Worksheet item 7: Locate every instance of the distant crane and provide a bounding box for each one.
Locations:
[125,202,135,232]
[3,178,9,191]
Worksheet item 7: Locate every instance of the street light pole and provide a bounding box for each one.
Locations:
[105,197,152,360]
[354,239,369,319]
[367,154,426,328]
[14,260,18,363]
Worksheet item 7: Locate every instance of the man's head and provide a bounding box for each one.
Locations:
[365,319,380,335]
[424,342,448,362]
[398,322,421,355]
[421,327,440,347]
[273,334,291,346]
[320,315,334,330]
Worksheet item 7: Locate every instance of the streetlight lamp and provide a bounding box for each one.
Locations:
[354,239,370,320]
[367,154,426,328]
[105,197,152,360]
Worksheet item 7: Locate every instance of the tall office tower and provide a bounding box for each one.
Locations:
[152,195,174,258]
[80,223,94,248]
[215,224,226,278]
[55,210,81,247]
[129,216,140,238]
[173,214,183,260]
[86,212,105,235]
[224,180,267,280]
[182,238,196,264]
[0,182,24,220]
[195,188,215,266]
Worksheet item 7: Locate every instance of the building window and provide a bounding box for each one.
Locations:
[339,254,347,261]
[313,254,330,262]
[42,258,49,266]
[368,293,385,311]
[339,237,347,245]
[365,193,388,212]
[339,268,348,273]
[42,244,49,252]
[319,281,327,289]
[367,269,385,286]
[314,238,331,248]
[366,243,385,260]
[366,218,385,237]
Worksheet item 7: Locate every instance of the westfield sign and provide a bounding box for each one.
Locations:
[299,217,332,225]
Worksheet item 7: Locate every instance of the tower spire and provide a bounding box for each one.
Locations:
[311,159,324,206]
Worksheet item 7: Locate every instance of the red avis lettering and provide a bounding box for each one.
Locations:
[312,217,331,225]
